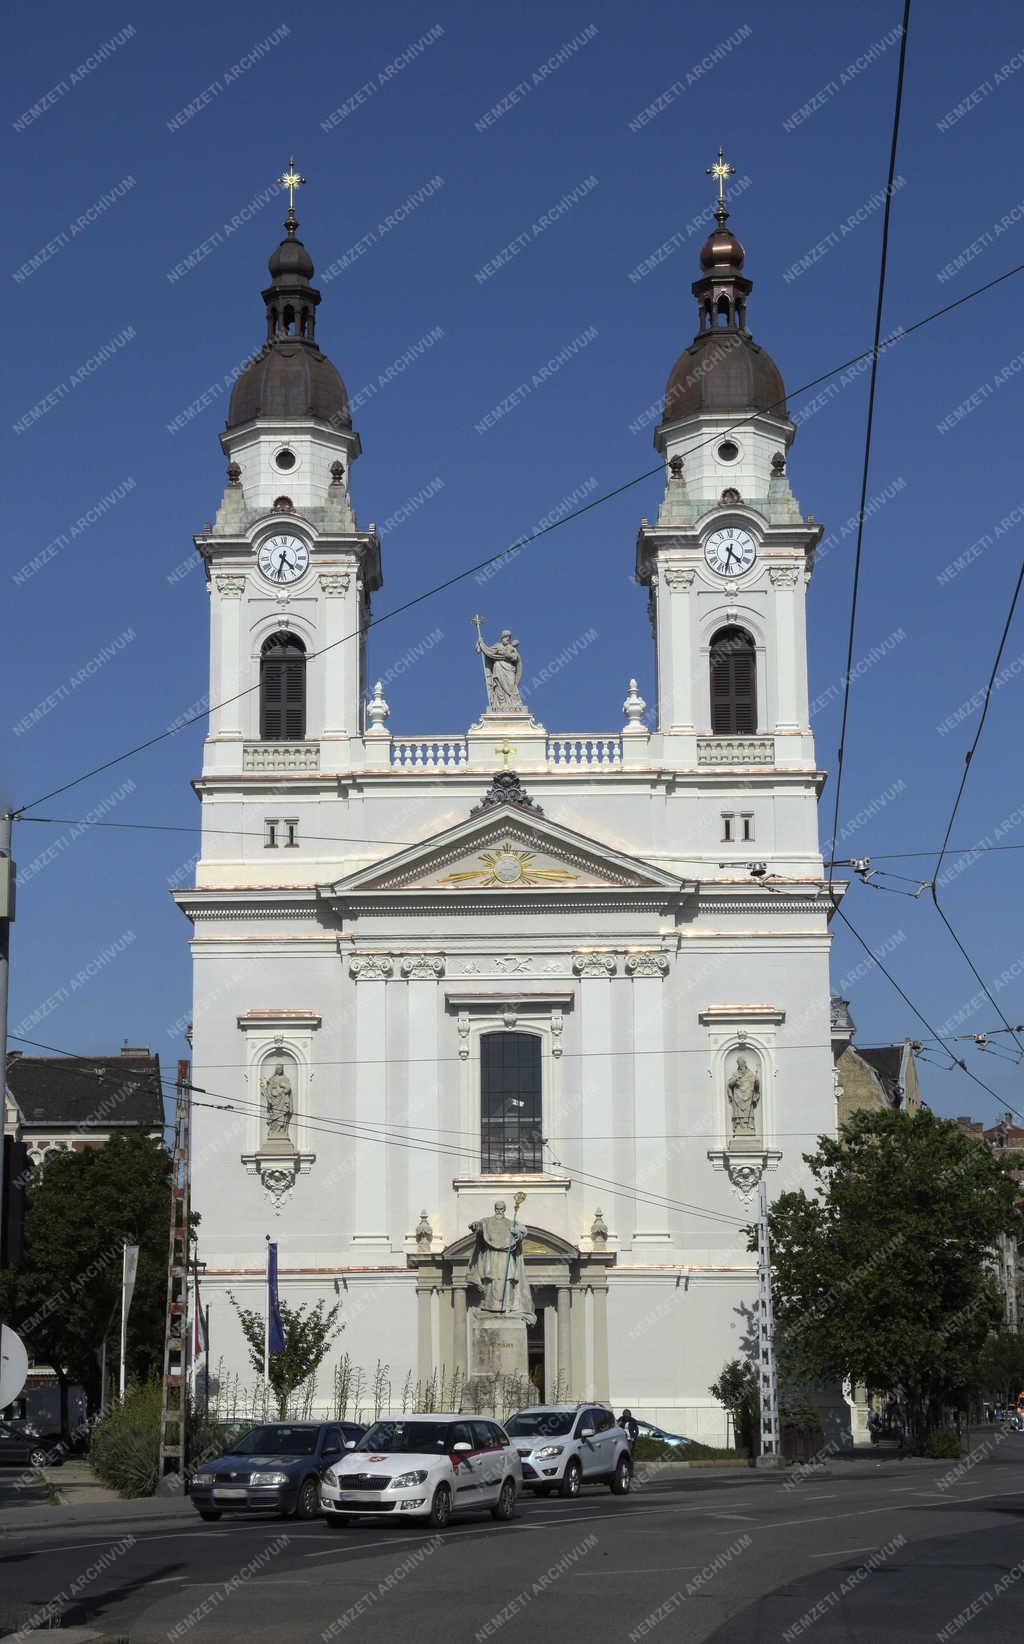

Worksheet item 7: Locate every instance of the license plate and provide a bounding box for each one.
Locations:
[214,1487,247,1500]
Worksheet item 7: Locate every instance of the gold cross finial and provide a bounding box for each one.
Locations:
[496,737,516,769]
[706,146,735,210]
[278,157,306,216]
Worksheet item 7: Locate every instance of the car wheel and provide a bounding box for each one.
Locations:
[610,1455,632,1495]
[559,1460,582,1499]
[27,1448,49,1469]
[491,1479,516,1522]
[295,1477,320,1520]
[428,1483,452,1528]
[199,1511,223,1522]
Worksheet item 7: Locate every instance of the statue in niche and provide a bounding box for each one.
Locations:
[467,1198,534,1321]
[473,618,525,712]
[727,1053,761,1137]
[262,1063,294,1143]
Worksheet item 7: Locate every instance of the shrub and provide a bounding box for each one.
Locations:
[915,1429,962,1460]
[89,1380,162,1498]
[634,1436,746,1462]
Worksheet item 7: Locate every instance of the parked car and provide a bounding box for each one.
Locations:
[505,1404,633,1497]
[320,1414,521,1528]
[634,1420,692,1449]
[189,1420,365,1521]
[0,1421,65,1470]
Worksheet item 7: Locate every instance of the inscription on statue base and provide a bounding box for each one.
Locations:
[468,1311,528,1384]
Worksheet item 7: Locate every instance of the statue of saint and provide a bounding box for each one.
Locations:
[475,626,524,712]
[262,1064,294,1142]
[467,1199,534,1320]
[727,1055,761,1136]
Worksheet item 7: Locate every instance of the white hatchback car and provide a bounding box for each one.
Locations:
[505,1404,633,1497]
[320,1415,522,1529]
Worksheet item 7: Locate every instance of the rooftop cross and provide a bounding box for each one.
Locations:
[706,146,735,223]
[277,157,306,225]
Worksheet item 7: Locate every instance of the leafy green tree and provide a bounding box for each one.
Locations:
[228,1293,342,1417]
[977,1331,1024,1407]
[710,1357,758,1454]
[763,1109,1022,1444]
[0,1134,172,1423]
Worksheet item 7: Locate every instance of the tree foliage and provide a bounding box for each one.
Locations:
[0,1134,172,1414]
[763,1109,1022,1439]
[976,1331,1024,1405]
[709,1357,758,1453]
[228,1293,342,1417]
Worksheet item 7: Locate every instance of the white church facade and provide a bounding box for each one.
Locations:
[176,165,839,1442]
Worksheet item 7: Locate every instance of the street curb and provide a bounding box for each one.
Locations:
[0,1498,194,1537]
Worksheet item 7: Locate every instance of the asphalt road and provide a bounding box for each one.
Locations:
[2,1437,1023,1642]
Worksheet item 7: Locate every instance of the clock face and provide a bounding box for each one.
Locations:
[257,534,309,585]
[704,527,756,577]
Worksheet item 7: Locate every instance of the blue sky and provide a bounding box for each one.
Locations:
[5,0,1023,1125]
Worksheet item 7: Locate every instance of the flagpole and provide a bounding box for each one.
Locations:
[263,1234,271,1407]
[118,1242,128,1401]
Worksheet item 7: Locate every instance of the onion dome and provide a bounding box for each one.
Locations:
[660,149,787,426]
[227,170,351,432]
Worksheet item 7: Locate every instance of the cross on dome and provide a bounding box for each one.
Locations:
[706,146,736,225]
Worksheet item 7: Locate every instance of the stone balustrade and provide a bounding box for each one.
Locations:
[390,737,469,768]
[243,742,321,771]
[546,735,623,767]
[696,735,775,766]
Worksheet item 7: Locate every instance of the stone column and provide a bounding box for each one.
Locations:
[556,1285,571,1398]
[416,1285,432,1387]
[664,567,695,731]
[453,1286,468,1379]
[351,957,391,1246]
[769,566,801,729]
[319,570,358,743]
[592,1283,609,1402]
[402,957,443,1222]
[210,575,245,738]
[574,955,616,1235]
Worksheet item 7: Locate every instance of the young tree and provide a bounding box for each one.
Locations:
[710,1357,758,1454]
[0,1134,172,1423]
[229,1293,342,1417]
[764,1109,1022,1444]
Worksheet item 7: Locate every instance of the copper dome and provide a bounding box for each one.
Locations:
[227,342,351,430]
[662,328,786,424]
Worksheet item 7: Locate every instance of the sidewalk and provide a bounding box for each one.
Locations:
[0,1462,194,1536]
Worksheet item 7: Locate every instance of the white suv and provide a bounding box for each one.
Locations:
[505,1405,633,1498]
[319,1414,522,1528]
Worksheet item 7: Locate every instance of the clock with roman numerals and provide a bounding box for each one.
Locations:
[704,527,756,577]
[257,534,309,585]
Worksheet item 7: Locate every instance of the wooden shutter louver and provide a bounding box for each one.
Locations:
[260,632,306,741]
[709,627,757,735]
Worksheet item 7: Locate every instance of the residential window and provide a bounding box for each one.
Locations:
[480,1031,543,1174]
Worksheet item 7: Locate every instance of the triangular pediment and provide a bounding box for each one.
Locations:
[319,805,692,900]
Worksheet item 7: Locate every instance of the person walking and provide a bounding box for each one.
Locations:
[619,1409,639,1452]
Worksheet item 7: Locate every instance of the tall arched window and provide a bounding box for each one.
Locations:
[480,1032,543,1173]
[260,631,306,740]
[710,626,757,734]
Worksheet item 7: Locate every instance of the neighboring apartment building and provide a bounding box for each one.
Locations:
[956,1112,1024,1333]
[831,994,921,1125]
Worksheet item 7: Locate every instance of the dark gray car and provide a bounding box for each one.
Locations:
[188,1421,364,1521]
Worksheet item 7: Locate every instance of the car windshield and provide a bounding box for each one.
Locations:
[505,1412,575,1439]
[356,1421,453,1454]
[227,1426,319,1456]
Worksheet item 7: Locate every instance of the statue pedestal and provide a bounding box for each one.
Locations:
[465,1311,529,1408]
[467,712,547,771]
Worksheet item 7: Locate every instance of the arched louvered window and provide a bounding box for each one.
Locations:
[709,626,757,734]
[260,631,306,740]
[480,1032,543,1174]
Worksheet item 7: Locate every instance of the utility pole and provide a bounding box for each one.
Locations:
[157,1059,191,1487]
[0,812,14,1337]
[756,1177,781,1466]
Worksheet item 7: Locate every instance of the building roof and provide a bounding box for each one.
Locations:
[5,1051,163,1130]
[856,1045,904,1094]
[663,329,786,425]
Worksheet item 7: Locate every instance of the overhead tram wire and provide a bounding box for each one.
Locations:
[5,1030,746,1227]
[826,0,912,900]
[15,238,1024,818]
[927,552,1024,1058]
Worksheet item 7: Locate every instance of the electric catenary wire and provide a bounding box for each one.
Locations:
[826,0,912,896]
[16,239,1024,818]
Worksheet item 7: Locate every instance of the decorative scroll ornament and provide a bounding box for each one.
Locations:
[319,572,351,595]
[768,565,801,588]
[625,952,670,978]
[458,1012,471,1059]
[664,567,695,591]
[572,952,617,977]
[349,955,394,980]
[215,573,246,598]
[400,954,446,979]
[469,770,544,817]
[242,1151,316,1216]
[551,1008,564,1058]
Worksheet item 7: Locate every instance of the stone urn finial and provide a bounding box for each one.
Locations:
[330,459,345,486]
[591,1207,609,1246]
[622,678,647,733]
[366,680,390,733]
[415,1209,433,1249]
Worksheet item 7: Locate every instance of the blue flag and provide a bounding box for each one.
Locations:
[267,1242,285,1355]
